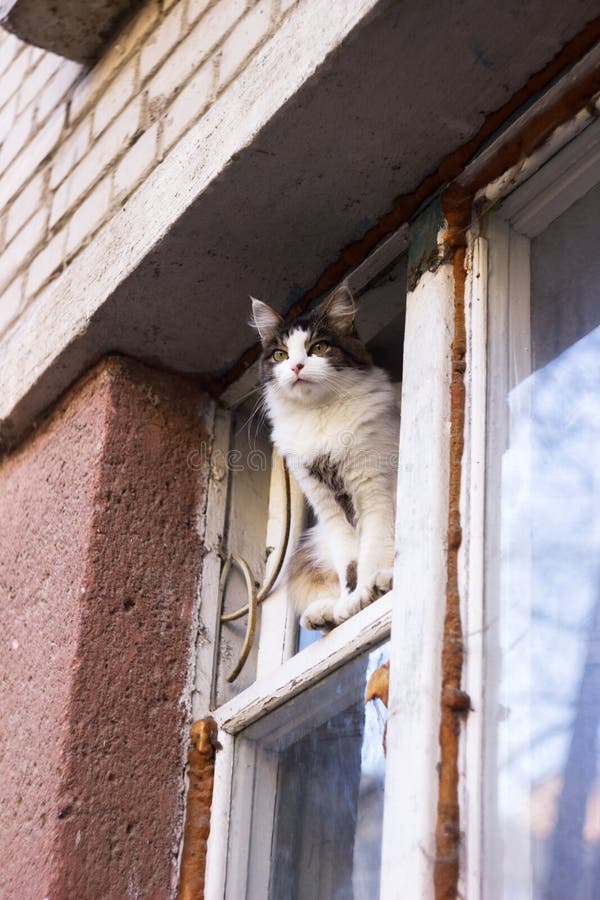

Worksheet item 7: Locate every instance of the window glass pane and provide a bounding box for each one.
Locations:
[485,184,600,898]
[226,643,389,900]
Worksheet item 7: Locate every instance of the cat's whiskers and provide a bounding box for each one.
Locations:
[236,394,267,448]
[230,384,261,408]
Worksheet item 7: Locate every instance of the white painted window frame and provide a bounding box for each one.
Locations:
[198,217,456,898]
[460,113,600,899]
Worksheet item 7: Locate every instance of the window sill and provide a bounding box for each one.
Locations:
[213,590,393,735]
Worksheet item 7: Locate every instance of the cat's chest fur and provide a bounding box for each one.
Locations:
[265,368,397,469]
[269,400,357,463]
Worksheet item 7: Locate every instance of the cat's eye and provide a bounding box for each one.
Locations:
[309,341,330,356]
[271,348,288,362]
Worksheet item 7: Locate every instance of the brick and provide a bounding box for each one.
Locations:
[217,0,271,88]
[0,48,31,108]
[0,95,18,147]
[27,45,45,67]
[0,209,47,294]
[0,275,25,338]
[16,52,63,115]
[50,117,92,190]
[66,175,112,255]
[139,3,185,81]
[161,61,213,151]
[113,124,158,197]
[35,60,83,125]
[147,0,245,106]
[50,98,142,227]
[69,2,159,126]
[0,103,34,172]
[92,62,138,138]
[185,0,212,26]
[0,33,22,79]
[146,26,199,106]
[195,0,247,57]
[114,0,160,59]
[5,172,46,244]
[0,107,65,213]
[26,226,68,297]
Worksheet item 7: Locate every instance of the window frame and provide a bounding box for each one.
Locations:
[460,111,600,899]
[195,215,457,898]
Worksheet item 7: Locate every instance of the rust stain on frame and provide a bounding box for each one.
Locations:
[178,717,219,900]
[431,41,600,894]
[433,186,472,900]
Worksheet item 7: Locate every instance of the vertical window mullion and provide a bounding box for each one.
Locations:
[460,233,489,900]
[380,265,454,898]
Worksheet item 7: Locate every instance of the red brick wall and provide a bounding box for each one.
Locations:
[0,357,210,899]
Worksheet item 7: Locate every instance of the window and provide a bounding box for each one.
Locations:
[474,117,600,898]
[192,232,411,899]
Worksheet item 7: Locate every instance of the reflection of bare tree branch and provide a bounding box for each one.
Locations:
[502,721,570,771]
[531,608,590,634]
[543,580,600,900]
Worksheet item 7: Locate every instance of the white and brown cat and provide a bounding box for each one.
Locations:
[251,285,399,631]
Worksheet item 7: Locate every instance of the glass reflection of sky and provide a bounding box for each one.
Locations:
[497,324,600,897]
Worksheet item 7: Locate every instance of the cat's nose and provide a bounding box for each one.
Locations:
[291,363,304,375]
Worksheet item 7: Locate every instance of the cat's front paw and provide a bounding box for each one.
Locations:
[371,567,393,597]
[333,569,394,623]
[300,597,337,632]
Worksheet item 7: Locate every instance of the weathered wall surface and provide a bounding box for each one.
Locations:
[0,357,211,898]
[0,0,296,338]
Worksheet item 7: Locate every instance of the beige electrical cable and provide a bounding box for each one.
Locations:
[219,461,292,683]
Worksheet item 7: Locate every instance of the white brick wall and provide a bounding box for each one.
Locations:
[0,103,35,171]
[0,107,65,211]
[92,59,138,138]
[16,52,63,114]
[0,96,18,145]
[66,175,112,255]
[50,96,142,226]
[218,0,272,87]
[26,227,67,297]
[0,274,25,336]
[0,0,300,342]
[161,60,214,150]
[0,208,47,294]
[50,117,92,189]
[0,32,22,78]
[139,3,185,81]
[0,46,32,107]
[114,122,159,197]
[6,171,47,244]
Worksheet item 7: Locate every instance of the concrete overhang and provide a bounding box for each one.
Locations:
[0,0,146,62]
[1,0,599,448]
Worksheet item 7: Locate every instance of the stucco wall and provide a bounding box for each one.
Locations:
[0,357,210,898]
[0,0,296,339]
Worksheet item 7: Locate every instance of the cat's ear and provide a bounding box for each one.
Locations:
[319,284,356,334]
[250,297,283,344]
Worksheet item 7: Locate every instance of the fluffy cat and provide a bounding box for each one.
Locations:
[251,285,399,631]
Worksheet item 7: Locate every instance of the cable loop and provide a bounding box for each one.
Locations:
[219,459,292,682]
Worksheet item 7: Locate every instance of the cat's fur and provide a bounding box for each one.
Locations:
[251,285,399,630]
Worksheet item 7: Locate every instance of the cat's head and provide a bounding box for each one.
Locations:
[250,285,372,405]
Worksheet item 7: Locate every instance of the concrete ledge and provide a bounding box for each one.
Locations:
[0,0,145,62]
[1,0,598,451]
